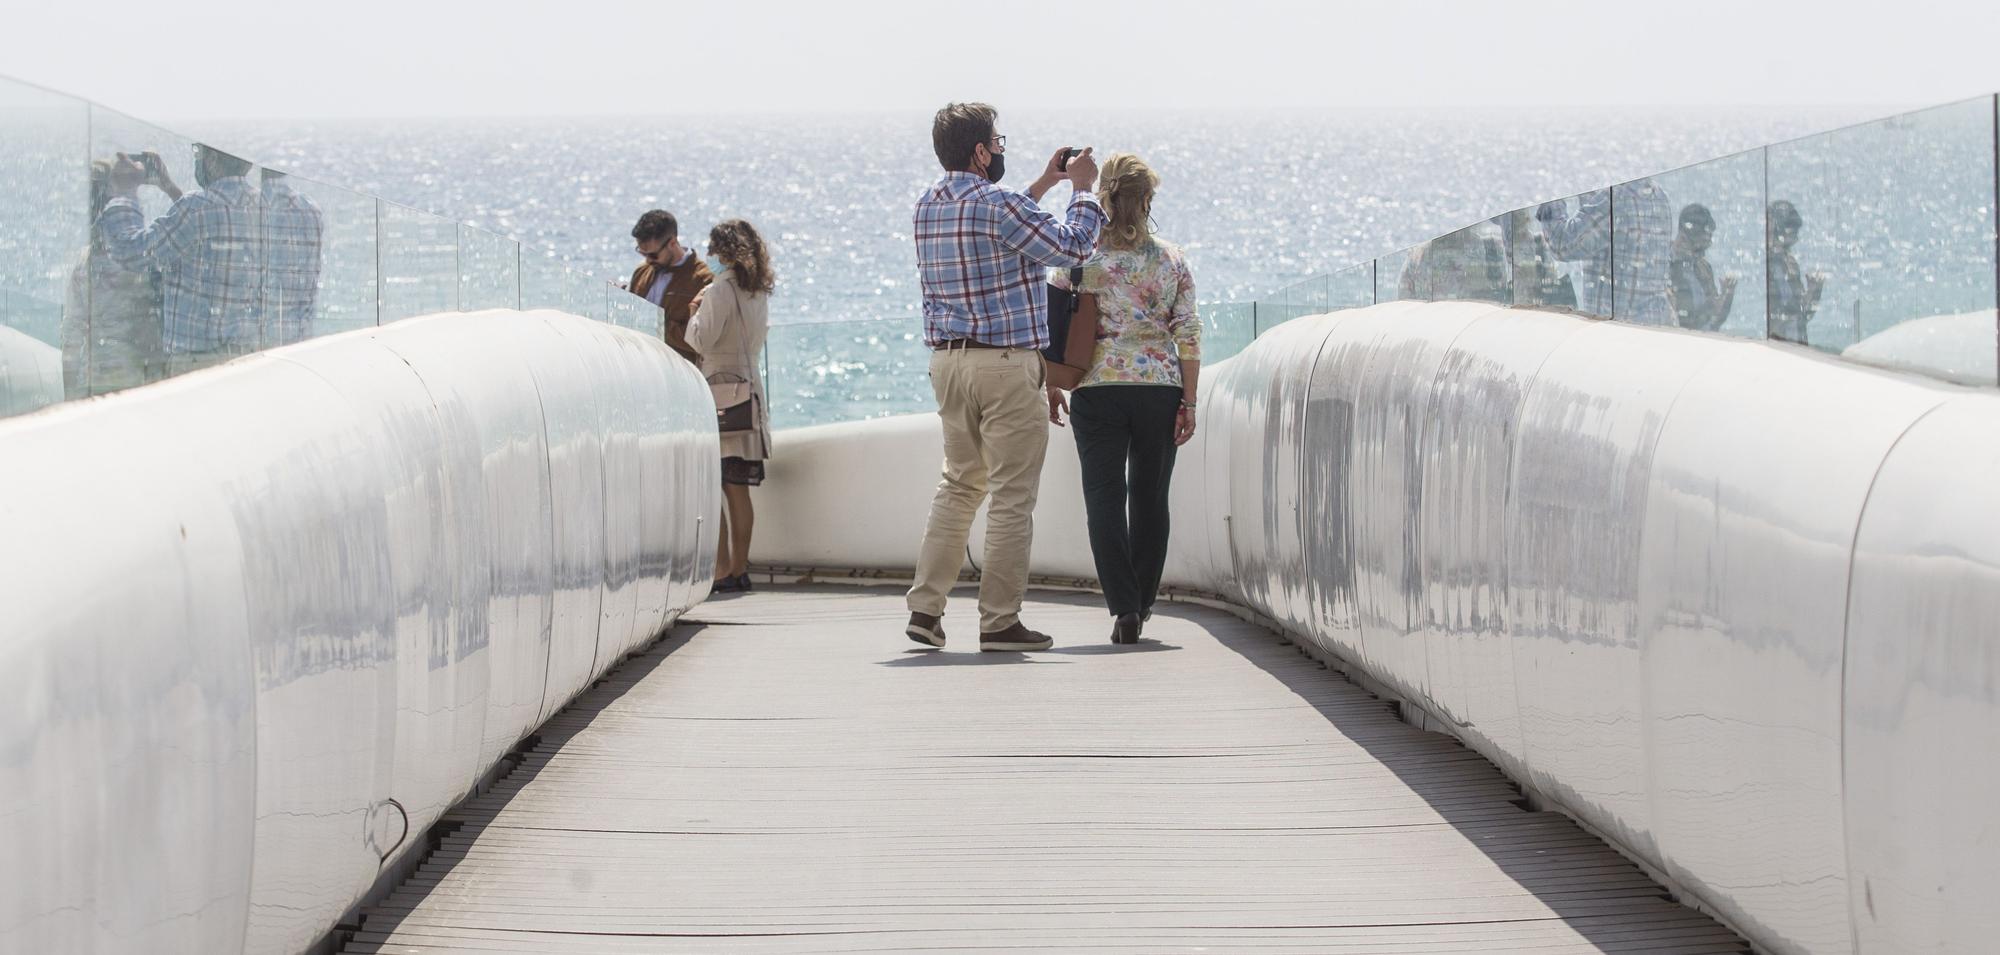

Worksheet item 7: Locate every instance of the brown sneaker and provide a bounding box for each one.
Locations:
[980,621,1054,652]
[906,612,946,648]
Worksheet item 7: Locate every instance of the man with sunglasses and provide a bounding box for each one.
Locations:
[904,102,1102,654]
[627,209,713,362]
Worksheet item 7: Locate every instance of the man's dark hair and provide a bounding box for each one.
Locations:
[632,209,679,244]
[1678,203,1715,231]
[932,102,996,172]
[1768,199,1803,232]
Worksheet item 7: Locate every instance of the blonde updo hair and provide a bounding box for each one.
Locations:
[1098,152,1159,251]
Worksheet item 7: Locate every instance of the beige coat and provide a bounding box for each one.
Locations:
[687,270,771,461]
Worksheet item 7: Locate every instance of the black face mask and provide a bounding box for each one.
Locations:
[983,150,1005,184]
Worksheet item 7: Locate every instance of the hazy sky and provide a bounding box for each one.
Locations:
[3,0,1996,120]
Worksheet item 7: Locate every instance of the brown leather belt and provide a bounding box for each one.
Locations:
[932,339,1008,351]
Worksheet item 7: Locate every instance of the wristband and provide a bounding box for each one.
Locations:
[1179,399,1197,410]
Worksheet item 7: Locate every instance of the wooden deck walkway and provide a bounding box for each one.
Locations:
[341,586,1745,953]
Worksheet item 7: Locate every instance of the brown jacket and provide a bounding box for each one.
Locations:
[628,253,714,362]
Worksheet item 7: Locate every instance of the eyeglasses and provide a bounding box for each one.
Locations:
[635,243,671,259]
[989,134,1006,151]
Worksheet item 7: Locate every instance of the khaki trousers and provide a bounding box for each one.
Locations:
[908,346,1049,633]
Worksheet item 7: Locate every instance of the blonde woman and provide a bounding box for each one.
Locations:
[687,218,774,594]
[1048,153,1200,644]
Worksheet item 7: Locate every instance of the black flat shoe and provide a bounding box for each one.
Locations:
[1111,613,1141,645]
[734,573,754,593]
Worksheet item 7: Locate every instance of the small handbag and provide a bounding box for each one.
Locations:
[1042,267,1100,391]
[697,280,760,434]
[709,372,756,433]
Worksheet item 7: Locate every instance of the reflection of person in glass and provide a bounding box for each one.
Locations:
[100,143,267,375]
[1669,204,1737,332]
[1765,200,1824,344]
[260,169,324,346]
[1396,227,1507,302]
[1505,211,1576,308]
[1535,178,1675,324]
[61,159,165,398]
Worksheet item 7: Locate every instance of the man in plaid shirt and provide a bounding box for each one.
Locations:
[905,102,1102,654]
[101,144,270,373]
[1535,177,1675,325]
[260,170,325,347]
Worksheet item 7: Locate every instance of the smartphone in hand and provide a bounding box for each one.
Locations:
[1058,147,1077,172]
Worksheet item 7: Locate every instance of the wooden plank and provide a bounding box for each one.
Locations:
[341,586,1743,953]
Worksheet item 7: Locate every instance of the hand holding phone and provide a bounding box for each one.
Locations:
[1057,147,1077,172]
[1063,146,1098,191]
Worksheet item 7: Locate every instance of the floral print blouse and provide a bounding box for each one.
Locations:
[1049,239,1201,388]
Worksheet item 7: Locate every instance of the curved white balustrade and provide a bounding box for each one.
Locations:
[0,310,717,955]
[752,302,1998,955]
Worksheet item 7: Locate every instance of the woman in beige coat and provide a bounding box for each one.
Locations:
[687,218,773,593]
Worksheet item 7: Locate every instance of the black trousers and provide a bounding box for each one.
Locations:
[1070,385,1181,617]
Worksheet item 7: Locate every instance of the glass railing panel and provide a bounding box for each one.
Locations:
[457,224,519,313]
[1646,150,1767,338]
[0,80,88,414]
[1768,97,1998,384]
[763,319,931,429]
[378,201,456,323]
[604,286,660,337]
[1257,276,1324,330]
[1602,176,1679,326]
[1381,218,1512,305]
[266,171,375,343]
[1200,301,1257,363]
[563,269,607,324]
[1374,246,1415,304]
[1288,274,1332,313]
[520,253,569,313]
[1520,188,1614,318]
[1329,264,1374,309]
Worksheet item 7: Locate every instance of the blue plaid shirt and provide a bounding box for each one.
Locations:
[99,176,267,354]
[1537,179,1676,325]
[261,180,325,346]
[915,172,1103,349]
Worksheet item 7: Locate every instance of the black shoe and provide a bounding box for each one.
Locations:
[906,612,946,648]
[1111,613,1141,645]
[712,576,741,594]
[734,573,754,593]
[980,622,1054,652]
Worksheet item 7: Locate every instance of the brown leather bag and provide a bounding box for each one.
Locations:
[1043,283,1100,391]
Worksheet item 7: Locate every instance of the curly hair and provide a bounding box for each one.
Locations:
[708,218,774,294]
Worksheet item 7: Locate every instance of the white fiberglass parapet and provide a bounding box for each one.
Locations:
[0,310,717,955]
[1194,303,1993,955]
[751,301,1997,955]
